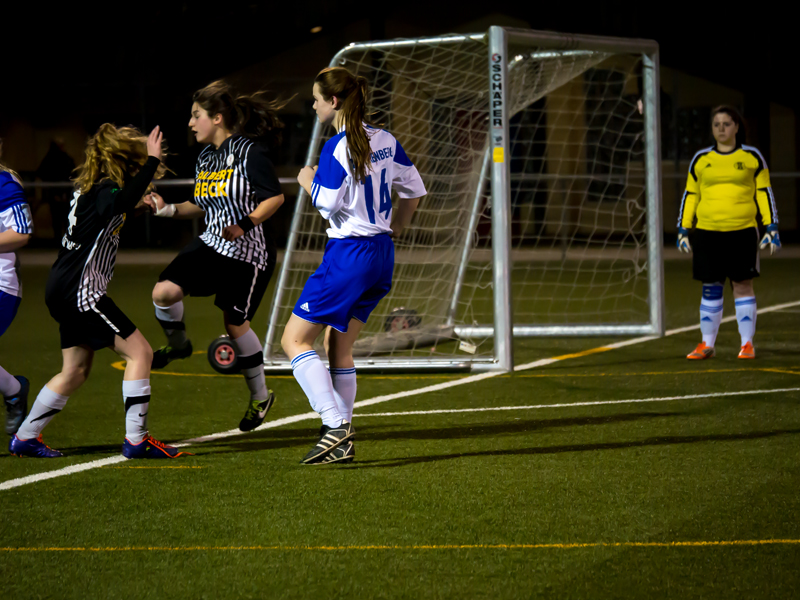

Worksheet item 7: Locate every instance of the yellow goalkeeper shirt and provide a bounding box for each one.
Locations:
[678,144,778,231]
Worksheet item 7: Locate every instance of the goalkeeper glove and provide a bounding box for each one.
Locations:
[677,227,691,253]
[759,224,781,255]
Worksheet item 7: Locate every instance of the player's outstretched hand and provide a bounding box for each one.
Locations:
[759,224,781,255]
[145,193,176,218]
[147,126,163,161]
[677,227,691,253]
[221,224,244,242]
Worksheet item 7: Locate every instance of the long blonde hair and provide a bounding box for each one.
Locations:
[73,124,168,193]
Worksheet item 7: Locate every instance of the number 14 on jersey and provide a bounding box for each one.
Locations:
[364,168,391,224]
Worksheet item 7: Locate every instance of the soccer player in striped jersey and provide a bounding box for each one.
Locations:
[0,140,33,437]
[677,105,780,360]
[145,81,285,432]
[10,124,188,458]
[282,67,426,464]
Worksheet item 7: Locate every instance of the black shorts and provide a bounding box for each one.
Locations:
[158,237,276,326]
[692,227,760,283]
[47,295,137,350]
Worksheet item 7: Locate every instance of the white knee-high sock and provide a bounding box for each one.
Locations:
[16,386,69,440]
[123,379,150,444]
[735,296,757,345]
[330,367,356,422]
[234,329,268,401]
[291,351,341,427]
[154,301,187,347]
[700,283,724,347]
[0,365,21,397]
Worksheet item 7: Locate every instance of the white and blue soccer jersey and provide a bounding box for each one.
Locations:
[0,171,33,298]
[309,125,426,239]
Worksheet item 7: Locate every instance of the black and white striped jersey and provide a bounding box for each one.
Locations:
[45,157,160,312]
[193,135,281,270]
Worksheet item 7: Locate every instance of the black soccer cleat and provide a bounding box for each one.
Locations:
[301,421,355,464]
[152,340,193,369]
[321,440,355,464]
[239,390,276,432]
[4,375,29,436]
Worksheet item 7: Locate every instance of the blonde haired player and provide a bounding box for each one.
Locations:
[677,105,779,360]
[10,124,187,459]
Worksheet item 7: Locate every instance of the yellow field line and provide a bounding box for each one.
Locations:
[110,358,800,381]
[2,539,799,552]
[759,367,800,376]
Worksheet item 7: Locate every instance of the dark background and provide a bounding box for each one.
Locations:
[2,1,795,245]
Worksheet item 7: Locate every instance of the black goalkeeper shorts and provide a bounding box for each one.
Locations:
[692,227,760,283]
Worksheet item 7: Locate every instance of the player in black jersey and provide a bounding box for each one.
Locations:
[10,124,188,459]
[145,80,285,432]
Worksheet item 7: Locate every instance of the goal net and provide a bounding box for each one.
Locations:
[264,28,663,371]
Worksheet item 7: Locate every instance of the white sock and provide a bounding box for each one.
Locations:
[234,329,268,401]
[291,351,341,427]
[0,366,21,397]
[735,296,757,345]
[330,367,356,422]
[699,284,723,347]
[16,386,69,440]
[123,379,150,444]
[154,301,188,347]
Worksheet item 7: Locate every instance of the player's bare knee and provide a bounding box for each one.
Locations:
[153,281,181,306]
[62,364,90,387]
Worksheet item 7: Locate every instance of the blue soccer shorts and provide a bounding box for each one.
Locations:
[293,233,394,333]
[0,290,22,337]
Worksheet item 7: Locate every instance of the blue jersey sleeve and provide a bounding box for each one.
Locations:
[311,134,348,219]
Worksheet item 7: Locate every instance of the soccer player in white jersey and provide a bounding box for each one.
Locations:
[145,81,286,432]
[11,125,188,458]
[282,67,426,464]
[0,140,33,437]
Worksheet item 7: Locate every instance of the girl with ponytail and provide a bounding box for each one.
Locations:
[145,80,286,432]
[281,66,427,465]
[11,124,188,459]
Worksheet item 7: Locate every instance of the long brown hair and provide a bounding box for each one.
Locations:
[193,80,287,148]
[315,67,378,184]
[73,124,168,193]
[711,105,747,146]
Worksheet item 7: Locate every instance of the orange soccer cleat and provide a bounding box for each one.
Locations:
[738,341,755,359]
[687,342,715,360]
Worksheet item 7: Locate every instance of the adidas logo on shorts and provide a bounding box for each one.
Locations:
[301,302,310,312]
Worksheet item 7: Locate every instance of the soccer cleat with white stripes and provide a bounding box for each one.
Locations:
[301,421,355,464]
[320,440,355,464]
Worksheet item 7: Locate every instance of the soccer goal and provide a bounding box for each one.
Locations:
[264,26,664,372]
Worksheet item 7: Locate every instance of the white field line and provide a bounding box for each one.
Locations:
[2,299,799,492]
[356,387,800,418]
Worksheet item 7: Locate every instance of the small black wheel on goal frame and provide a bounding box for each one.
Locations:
[208,335,240,374]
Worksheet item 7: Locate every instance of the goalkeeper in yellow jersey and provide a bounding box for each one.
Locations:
[677,105,780,360]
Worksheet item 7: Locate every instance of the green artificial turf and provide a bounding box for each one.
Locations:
[1,255,799,599]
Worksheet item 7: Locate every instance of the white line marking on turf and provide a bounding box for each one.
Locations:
[3,299,800,492]
[356,387,800,417]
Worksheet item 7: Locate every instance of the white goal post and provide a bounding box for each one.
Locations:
[263,26,664,373]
